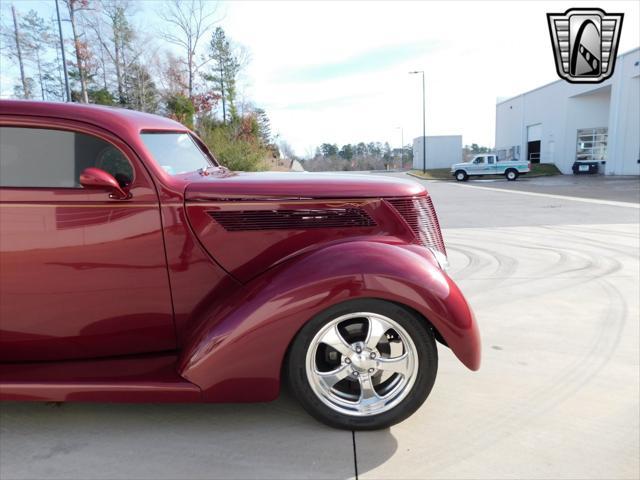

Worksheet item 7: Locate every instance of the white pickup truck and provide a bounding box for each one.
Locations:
[451,154,531,181]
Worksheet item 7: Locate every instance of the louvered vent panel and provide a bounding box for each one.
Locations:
[208,208,376,231]
[387,196,446,255]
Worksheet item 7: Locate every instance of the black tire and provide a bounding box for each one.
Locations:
[505,169,519,181]
[455,170,468,182]
[286,299,438,430]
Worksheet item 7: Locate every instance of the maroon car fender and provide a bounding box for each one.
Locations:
[178,241,481,402]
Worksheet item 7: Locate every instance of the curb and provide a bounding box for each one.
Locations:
[405,172,560,181]
[405,172,454,181]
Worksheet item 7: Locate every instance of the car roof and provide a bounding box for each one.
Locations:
[0,99,188,137]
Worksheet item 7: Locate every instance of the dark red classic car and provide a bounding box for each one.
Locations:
[0,100,480,429]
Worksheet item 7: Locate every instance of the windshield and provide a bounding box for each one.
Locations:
[141,132,214,175]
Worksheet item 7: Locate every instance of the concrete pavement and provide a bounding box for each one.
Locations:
[358,221,639,479]
[1,175,638,479]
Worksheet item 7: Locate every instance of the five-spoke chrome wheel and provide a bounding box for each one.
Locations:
[288,299,438,429]
[305,312,418,416]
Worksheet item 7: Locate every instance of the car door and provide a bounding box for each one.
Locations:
[486,155,497,174]
[0,117,175,362]
[469,156,485,174]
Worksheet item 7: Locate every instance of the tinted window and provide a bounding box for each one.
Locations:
[141,132,213,175]
[474,157,485,164]
[0,127,133,188]
[488,156,495,164]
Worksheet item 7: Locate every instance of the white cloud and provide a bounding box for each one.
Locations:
[222,0,640,155]
[3,1,638,157]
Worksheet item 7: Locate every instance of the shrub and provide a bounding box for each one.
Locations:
[166,94,195,129]
[201,124,267,171]
[89,89,115,106]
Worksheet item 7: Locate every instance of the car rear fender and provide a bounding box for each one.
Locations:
[178,240,481,402]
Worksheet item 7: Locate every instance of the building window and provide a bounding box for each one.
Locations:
[576,128,608,162]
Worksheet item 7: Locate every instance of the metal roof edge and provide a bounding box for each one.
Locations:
[495,46,640,106]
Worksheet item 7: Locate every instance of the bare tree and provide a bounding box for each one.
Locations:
[278,139,296,161]
[93,25,109,90]
[87,0,142,103]
[20,10,55,100]
[63,0,91,103]
[158,51,189,96]
[158,0,219,98]
[8,5,30,98]
[49,14,69,101]
[124,62,159,112]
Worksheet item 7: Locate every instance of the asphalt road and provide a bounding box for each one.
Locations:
[457,174,640,204]
[1,175,638,480]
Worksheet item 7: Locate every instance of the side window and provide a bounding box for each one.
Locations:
[474,156,485,164]
[0,126,134,188]
[487,156,495,164]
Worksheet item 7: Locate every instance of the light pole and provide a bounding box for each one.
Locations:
[396,126,404,170]
[409,71,426,173]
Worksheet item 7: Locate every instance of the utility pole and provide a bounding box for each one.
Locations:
[409,71,426,173]
[396,126,404,169]
[55,0,71,102]
[401,127,404,169]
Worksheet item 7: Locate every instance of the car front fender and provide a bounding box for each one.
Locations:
[178,240,481,402]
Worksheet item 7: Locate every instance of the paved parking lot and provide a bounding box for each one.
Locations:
[461,174,640,204]
[1,175,638,480]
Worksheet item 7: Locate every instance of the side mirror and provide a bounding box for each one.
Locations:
[80,167,129,199]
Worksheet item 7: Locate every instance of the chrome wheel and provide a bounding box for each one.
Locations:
[305,312,419,417]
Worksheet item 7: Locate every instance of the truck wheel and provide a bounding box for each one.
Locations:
[505,169,518,181]
[455,170,468,182]
[287,299,438,430]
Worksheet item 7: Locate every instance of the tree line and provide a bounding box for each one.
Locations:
[0,0,276,171]
[302,142,495,171]
[303,142,413,172]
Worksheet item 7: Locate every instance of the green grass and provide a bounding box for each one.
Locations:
[529,163,561,176]
[408,163,562,181]
[407,168,453,180]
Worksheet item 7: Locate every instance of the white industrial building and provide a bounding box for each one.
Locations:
[495,47,640,176]
[412,135,462,170]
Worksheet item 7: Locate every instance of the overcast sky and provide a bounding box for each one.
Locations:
[2,0,639,156]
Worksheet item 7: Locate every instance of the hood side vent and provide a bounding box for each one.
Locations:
[208,208,376,231]
[387,196,446,255]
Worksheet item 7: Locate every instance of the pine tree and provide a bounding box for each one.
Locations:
[253,108,271,145]
[204,27,240,124]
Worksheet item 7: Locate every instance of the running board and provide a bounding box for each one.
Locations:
[0,354,201,402]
